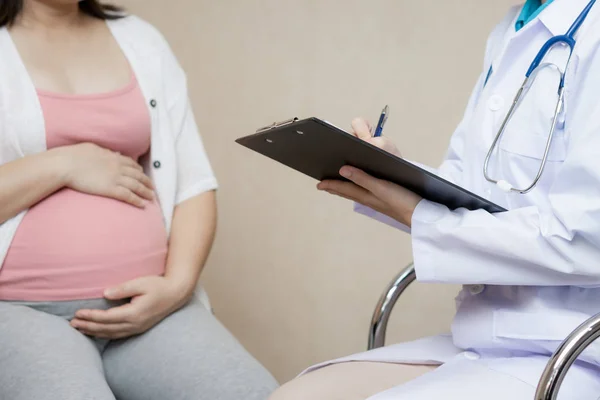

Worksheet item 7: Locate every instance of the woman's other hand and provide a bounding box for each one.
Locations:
[70,276,191,339]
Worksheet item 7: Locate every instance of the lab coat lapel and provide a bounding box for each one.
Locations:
[537,0,591,36]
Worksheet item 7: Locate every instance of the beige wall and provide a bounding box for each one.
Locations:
[121,0,518,383]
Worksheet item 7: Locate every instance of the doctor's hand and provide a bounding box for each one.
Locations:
[318,166,422,227]
[317,117,421,226]
[70,276,190,339]
[350,117,402,157]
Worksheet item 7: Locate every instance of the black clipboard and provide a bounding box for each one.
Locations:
[236,117,506,213]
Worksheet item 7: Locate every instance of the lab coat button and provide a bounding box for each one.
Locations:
[150,99,157,108]
[468,284,485,295]
[488,95,504,111]
[153,160,161,169]
[463,351,480,361]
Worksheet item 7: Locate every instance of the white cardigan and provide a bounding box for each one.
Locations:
[0,16,218,272]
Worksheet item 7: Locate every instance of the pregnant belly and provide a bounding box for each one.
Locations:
[0,188,168,301]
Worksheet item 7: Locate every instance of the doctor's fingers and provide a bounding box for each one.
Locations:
[338,166,391,199]
[327,190,388,216]
[318,180,387,211]
[351,118,373,140]
[367,137,402,157]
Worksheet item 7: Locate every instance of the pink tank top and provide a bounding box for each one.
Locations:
[0,74,168,301]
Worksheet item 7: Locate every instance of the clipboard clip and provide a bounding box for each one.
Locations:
[255,117,299,133]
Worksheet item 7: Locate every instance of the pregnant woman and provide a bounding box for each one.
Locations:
[0,1,278,399]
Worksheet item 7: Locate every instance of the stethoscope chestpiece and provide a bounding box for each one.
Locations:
[496,180,513,193]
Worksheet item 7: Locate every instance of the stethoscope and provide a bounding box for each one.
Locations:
[483,0,596,194]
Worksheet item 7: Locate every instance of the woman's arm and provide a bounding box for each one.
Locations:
[163,190,217,304]
[160,29,220,300]
[0,149,67,225]
[0,143,155,225]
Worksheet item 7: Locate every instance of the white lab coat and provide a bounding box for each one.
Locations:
[305,0,600,398]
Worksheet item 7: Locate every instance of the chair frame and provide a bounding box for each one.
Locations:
[368,263,600,400]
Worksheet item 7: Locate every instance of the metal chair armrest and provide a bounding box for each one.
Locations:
[368,263,417,350]
[535,311,600,400]
[368,263,600,400]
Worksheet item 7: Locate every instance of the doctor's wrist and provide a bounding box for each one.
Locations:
[394,194,423,228]
[395,208,415,228]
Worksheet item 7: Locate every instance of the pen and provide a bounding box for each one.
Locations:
[373,105,389,137]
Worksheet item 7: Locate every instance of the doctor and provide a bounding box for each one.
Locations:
[270,0,600,399]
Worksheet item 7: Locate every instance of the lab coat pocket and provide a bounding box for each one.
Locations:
[499,82,567,162]
[493,309,587,342]
[499,128,567,162]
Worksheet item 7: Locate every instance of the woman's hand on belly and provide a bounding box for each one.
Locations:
[57,143,155,208]
[69,275,189,339]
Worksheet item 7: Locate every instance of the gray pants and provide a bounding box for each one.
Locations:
[0,295,278,400]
